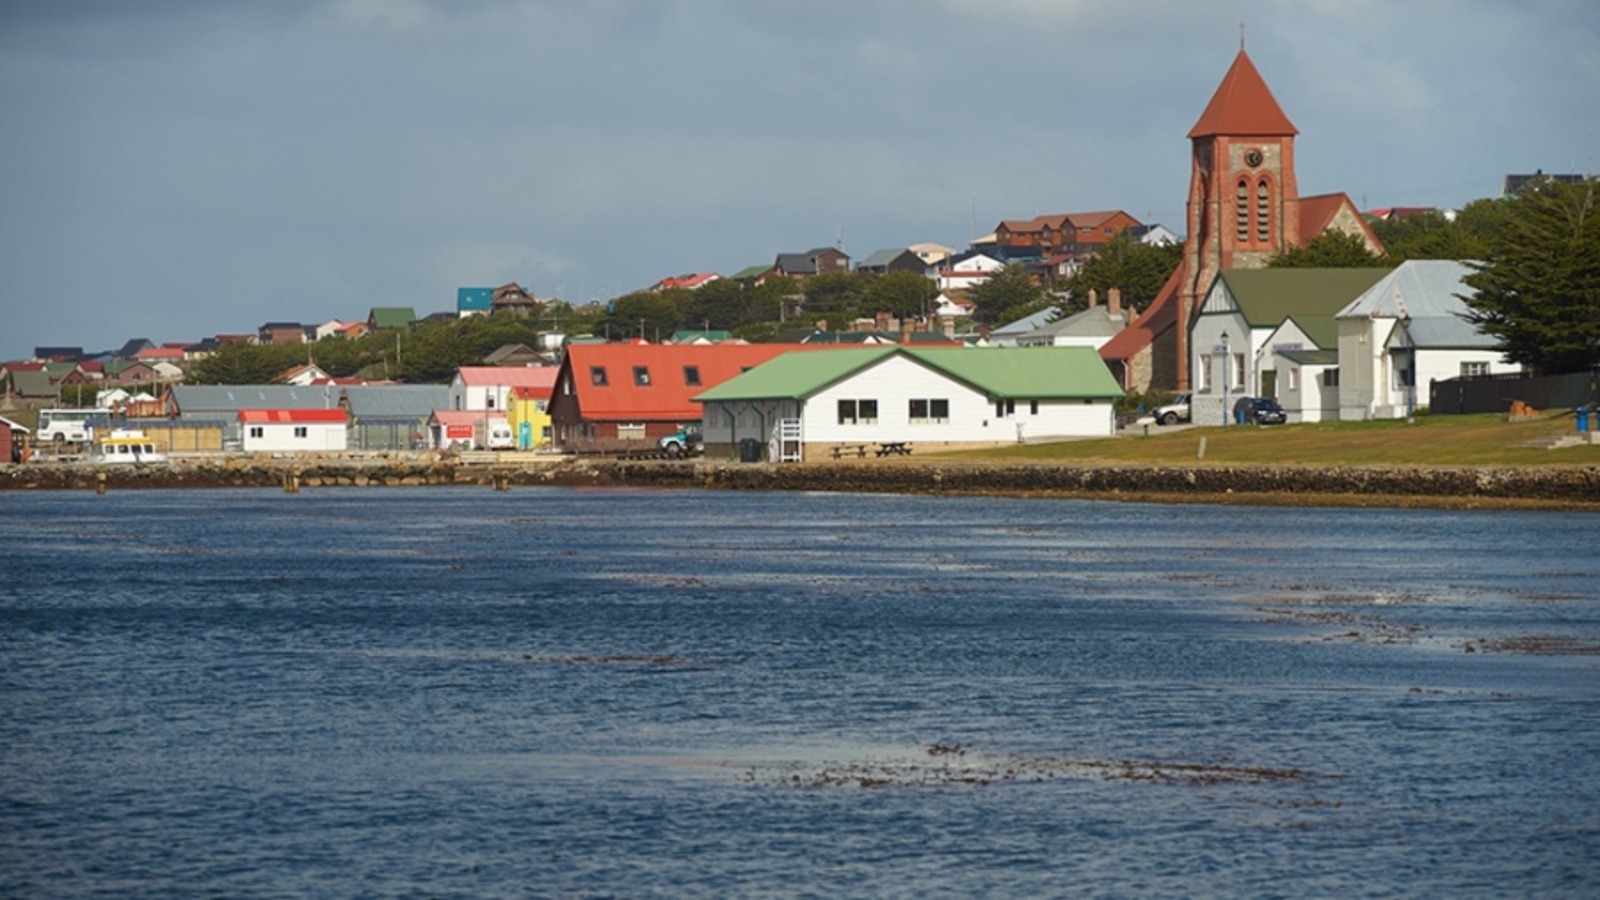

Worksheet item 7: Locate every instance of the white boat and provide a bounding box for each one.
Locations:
[92,429,168,464]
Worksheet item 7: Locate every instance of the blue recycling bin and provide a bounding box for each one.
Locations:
[1579,407,1592,433]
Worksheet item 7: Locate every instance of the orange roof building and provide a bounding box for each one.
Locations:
[547,343,810,449]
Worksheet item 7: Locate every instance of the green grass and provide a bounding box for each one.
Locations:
[939,411,1600,467]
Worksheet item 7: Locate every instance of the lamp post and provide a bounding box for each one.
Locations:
[1399,313,1415,424]
[1220,329,1230,426]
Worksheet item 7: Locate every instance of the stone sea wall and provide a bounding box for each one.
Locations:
[4,456,1600,508]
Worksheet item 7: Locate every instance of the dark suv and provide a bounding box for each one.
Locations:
[1233,396,1287,425]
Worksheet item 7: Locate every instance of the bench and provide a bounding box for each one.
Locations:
[830,444,868,459]
[875,441,912,457]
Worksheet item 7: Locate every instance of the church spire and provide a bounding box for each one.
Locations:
[1187,49,1297,139]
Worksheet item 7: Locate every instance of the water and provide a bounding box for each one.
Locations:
[2,487,1598,897]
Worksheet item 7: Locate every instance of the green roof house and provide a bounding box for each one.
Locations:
[694,345,1123,461]
[368,307,417,331]
[1189,268,1389,426]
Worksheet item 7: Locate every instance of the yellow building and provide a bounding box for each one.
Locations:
[507,386,553,449]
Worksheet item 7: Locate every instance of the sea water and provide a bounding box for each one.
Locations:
[2,487,1598,897]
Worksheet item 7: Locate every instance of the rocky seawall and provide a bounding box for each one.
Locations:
[4,456,1600,509]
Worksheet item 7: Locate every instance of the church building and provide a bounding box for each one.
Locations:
[1099,48,1383,393]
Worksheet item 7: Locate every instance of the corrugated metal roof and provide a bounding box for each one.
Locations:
[696,346,1123,402]
[1336,260,1497,349]
[172,385,339,415]
[343,385,450,419]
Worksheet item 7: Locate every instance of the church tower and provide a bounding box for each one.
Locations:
[1176,49,1300,390]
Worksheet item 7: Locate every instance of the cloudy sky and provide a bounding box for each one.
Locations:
[2,0,1596,360]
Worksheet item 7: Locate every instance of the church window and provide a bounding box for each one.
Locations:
[1256,179,1272,242]
[1235,179,1250,240]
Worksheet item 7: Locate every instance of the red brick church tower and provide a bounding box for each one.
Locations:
[1100,47,1382,392]
[1176,50,1301,389]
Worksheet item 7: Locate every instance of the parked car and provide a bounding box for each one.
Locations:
[658,425,703,458]
[1152,393,1191,425]
[1233,396,1287,425]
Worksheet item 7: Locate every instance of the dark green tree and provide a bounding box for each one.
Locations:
[599,292,683,342]
[864,270,939,319]
[188,341,305,384]
[685,279,750,331]
[1268,229,1390,268]
[1462,178,1600,374]
[1067,234,1182,313]
[801,272,867,317]
[1370,209,1488,262]
[967,264,1049,325]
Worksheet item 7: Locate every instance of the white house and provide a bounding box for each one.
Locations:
[1334,260,1519,420]
[936,252,1007,291]
[1014,289,1131,350]
[1188,268,1390,426]
[448,366,558,413]
[239,409,348,452]
[694,346,1124,461]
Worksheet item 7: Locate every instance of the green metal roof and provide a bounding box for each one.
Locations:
[695,346,1123,402]
[1212,268,1390,329]
[369,307,417,329]
[1279,314,1339,352]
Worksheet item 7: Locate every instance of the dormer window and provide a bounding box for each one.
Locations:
[590,366,608,387]
[633,366,651,386]
[683,365,701,387]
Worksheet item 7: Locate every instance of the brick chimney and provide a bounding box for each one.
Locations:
[1108,287,1122,319]
[1087,288,1099,308]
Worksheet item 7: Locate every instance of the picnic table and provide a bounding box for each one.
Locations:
[875,441,912,457]
[830,444,868,459]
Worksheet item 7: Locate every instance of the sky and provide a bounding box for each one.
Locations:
[2,0,1597,360]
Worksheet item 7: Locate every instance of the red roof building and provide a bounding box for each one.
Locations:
[547,343,810,450]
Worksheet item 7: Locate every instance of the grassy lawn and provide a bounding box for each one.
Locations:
[940,411,1600,467]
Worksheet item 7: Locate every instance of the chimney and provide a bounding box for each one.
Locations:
[1109,287,1122,319]
[942,318,955,338]
[901,323,913,343]
[816,319,827,332]
[1088,288,1099,308]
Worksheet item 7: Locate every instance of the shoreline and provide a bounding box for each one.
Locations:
[4,455,1600,511]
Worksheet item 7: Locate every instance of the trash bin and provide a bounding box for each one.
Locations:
[738,438,763,463]
[1579,407,1592,433]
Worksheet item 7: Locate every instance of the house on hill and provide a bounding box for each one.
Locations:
[774,247,850,280]
[694,346,1124,461]
[449,366,558,413]
[368,307,417,331]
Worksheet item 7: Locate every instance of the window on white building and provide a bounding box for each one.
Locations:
[1324,368,1340,387]
[1200,356,1214,392]
[248,426,264,439]
[908,399,949,423]
[994,399,1015,418]
[294,426,308,438]
[1289,368,1300,392]
[837,399,878,425]
[1461,361,1490,378]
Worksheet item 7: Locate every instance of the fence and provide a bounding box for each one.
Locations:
[1429,371,1597,415]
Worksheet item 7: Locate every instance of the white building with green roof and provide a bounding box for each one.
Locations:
[694,346,1122,461]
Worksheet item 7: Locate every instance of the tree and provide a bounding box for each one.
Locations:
[801,272,866,317]
[1067,234,1182,312]
[1268,229,1390,268]
[966,264,1048,325]
[1462,178,1600,374]
[864,270,938,319]
[1370,209,1488,263]
[599,291,683,342]
[684,279,750,331]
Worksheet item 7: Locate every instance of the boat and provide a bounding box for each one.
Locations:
[92,429,168,464]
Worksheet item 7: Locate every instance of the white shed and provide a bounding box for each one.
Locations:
[239,409,348,452]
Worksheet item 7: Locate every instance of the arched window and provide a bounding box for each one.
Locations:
[1256,179,1272,242]
[1235,179,1250,240]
